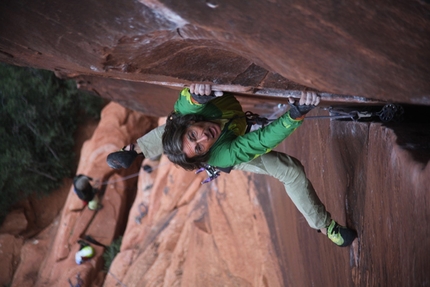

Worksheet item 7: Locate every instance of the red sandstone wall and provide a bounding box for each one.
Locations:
[0,0,429,111]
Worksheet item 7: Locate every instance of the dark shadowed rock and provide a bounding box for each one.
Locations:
[0,0,429,111]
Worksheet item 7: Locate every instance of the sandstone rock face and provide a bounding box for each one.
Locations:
[1,99,429,286]
[0,1,429,286]
[0,119,99,286]
[2,102,158,287]
[0,234,24,285]
[104,159,284,287]
[0,0,429,113]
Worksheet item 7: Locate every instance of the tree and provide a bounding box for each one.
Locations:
[0,63,103,223]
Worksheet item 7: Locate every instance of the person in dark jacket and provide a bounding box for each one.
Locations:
[73,174,101,210]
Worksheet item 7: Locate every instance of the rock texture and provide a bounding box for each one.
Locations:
[1,99,429,287]
[1,102,158,287]
[1,0,429,115]
[0,1,429,286]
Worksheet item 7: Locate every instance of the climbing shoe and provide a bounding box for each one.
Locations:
[326,219,357,247]
[106,145,140,169]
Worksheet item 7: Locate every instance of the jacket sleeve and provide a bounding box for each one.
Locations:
[174,88,207,114]
[208,112,303,167]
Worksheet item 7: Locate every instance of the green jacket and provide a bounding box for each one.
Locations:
[174,88,303,168]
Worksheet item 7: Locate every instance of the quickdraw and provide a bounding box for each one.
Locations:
[196,165,221,184]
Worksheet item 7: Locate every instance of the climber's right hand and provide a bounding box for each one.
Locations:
[288,91,320,119]
[190,83,212,96]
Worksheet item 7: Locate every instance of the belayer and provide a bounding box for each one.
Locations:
[73,174,101,211]
[107,83,357,247]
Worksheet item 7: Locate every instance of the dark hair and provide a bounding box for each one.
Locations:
[162,112,212,170]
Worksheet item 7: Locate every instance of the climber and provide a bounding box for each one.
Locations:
[107,84,357,247]
[73,174,101,211]
[75,241,95,265]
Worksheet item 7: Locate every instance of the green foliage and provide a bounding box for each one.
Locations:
[103,236,123,271]
[0,63,104,223]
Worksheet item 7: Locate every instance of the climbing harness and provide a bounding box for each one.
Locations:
[196,165,221,184]
[197,112,265,184]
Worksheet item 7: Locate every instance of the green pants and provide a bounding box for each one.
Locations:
[138,125,331,230]
[234,151,331,229]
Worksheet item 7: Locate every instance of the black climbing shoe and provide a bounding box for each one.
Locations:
[326,219,357,247]
[107,145,140,169]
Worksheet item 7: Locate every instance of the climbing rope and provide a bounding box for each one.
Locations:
[101,171,141,185]
[108,271,127,287]
[101,162,169,185]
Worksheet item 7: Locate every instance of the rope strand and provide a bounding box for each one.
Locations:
[101,162,169,185]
